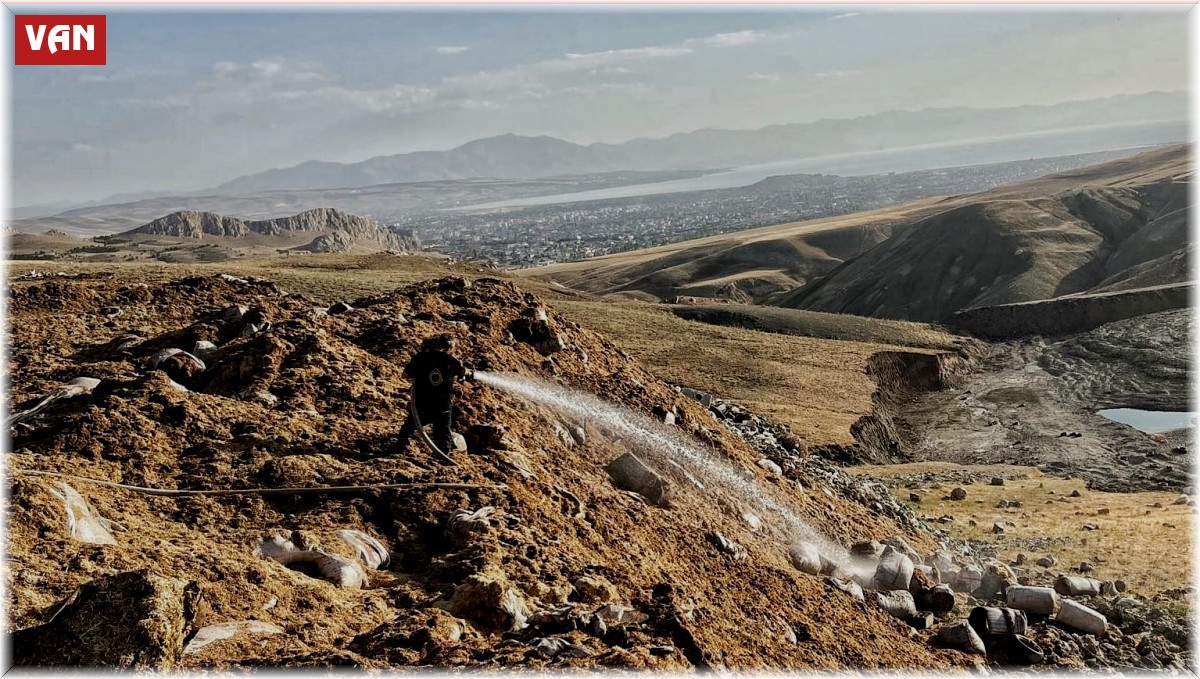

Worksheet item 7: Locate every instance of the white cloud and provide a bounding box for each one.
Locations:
[435,45,470,55]
[815,70,862,79]
[748,72,782,83]
[830,12,860,21]
[692,30,768,47]
[252,60,285,78]
[212,58,322,83]
[563,46,693,65]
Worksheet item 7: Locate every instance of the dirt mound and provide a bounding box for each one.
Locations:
[6,273,961,669]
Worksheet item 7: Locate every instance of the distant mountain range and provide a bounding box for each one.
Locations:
[210,91,1185,195]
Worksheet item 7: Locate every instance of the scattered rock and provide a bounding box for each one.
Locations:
[990,477,1005,486]
[605,452,671,507]
[571,575,619,605]
[950,487,967,501]
[529,636,592,659]
[757,458,783,475]
[850,540,884,559]
[706,532,748,561]
[441,567,530,632]
[788,542,823,575]
[220,305,247,323]
[327,301,354,315]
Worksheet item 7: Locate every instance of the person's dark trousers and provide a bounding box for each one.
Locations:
[397,401,454,452]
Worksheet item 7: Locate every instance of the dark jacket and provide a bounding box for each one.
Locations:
[403,350,465,407]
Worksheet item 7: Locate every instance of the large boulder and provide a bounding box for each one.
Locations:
[13,569,196,668]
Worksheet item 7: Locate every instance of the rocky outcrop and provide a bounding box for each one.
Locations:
[132,211,250,238]
[127,208,419,252]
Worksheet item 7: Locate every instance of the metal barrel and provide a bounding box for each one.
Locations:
[1005,585,1060,616]
[953,565,983,594]
[1054,599,1108,635]
[936,621,987,655]
[921,584,957,613]
[875,590,917,620]
[1054,575,1102,597]
[1006,634,1045,664]
[968,606,1028,637]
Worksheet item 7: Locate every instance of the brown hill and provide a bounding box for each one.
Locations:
[528,145,1191,323]
[781,145,1190,321]
[527,199,934,302]
[6,272,963,670]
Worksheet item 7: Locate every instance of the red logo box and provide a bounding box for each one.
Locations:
[15,15,106,66]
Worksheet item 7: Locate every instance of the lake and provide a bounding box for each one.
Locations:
[1097,408,1196,434]
[452,119,1186,212]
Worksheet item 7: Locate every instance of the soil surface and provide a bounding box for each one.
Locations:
[5,272,964,670]
[895,313,1193,493]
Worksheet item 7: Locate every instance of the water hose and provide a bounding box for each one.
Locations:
[409,383,458,466]
[11,468,503,496]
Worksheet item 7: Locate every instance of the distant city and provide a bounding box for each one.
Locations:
[382,148,1154,269]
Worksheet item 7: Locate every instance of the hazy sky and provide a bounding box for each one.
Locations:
[10,7,1189,206]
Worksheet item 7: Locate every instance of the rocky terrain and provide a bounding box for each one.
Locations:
[894,326,1192,493]
[126,208,420,254]
[4,265,1193,671]
[1039,308,1192,412]
[5,272,961,670]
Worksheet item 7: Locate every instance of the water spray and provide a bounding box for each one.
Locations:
[474,370,850,565]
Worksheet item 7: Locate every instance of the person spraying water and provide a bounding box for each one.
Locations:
[396,334,475,464]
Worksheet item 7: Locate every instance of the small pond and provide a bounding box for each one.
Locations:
[1096,408,1196,434]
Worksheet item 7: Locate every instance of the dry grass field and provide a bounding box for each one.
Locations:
[852,462,1195,595]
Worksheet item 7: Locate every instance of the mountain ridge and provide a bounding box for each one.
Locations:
[209,92,1185,195]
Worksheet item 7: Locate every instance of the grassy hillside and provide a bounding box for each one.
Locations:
[527,144,1192,324]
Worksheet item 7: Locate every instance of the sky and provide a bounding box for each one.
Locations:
[9,7,1190,207]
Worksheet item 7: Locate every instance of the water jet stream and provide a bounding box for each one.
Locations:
[474,371,851,565]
